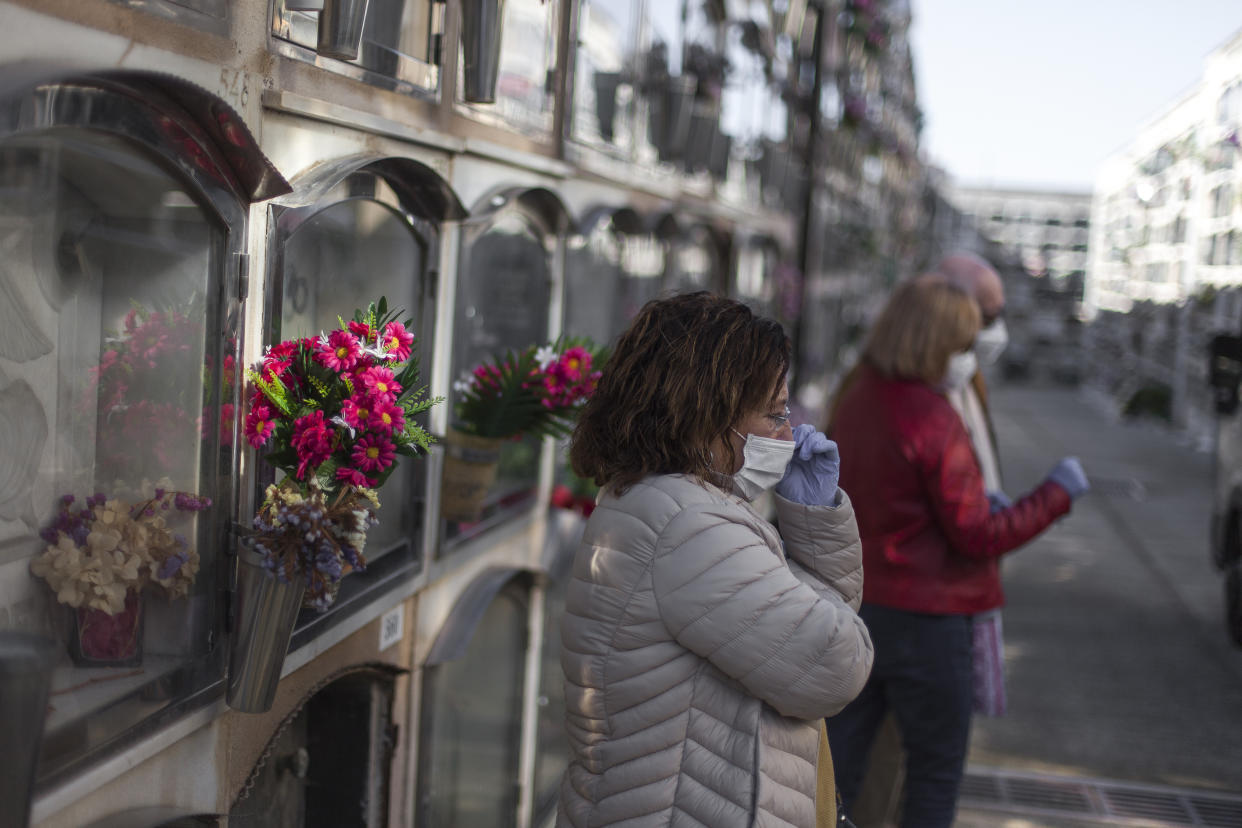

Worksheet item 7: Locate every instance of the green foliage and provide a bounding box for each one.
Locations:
[453,336,607,440]
[1123,383,1172,422]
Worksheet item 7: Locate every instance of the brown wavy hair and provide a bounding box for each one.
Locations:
[570,292,790,493]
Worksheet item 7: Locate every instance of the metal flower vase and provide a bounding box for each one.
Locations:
[0,632,56,828]
[317,0,370,60]
[226,546,307,713]
[440,427,504,522]
[460,0,504,103]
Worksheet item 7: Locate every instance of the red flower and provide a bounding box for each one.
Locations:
[381,321,415,362]
[369,400,405,434]
[335,466,376,488]
[348,320,374,342]
[359,366,401,402]
[351,433,395,473]
[341,393,375,431]
[291,410,333,479]
[557,347,592,383]
[245,403,276,448]
[316,329,362,373]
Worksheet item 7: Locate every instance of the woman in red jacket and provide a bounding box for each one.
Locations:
[826,278,1088,828]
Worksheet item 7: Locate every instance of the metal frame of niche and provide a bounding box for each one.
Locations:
[260,153,466,650]
[0,66,270,790]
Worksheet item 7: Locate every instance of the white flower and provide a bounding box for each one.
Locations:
[331,415,356,439]
[360,344,397,361]
[452,372,474,394]
[535,345,558,370]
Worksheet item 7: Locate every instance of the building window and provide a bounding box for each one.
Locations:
[272,0,442,95]
[459,0,560,135]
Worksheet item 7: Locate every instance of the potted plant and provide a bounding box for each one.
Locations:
[230,298,441,712]
[442,338,605,522]
[29,486,211,667]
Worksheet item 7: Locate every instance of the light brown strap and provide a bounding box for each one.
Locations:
[816,718,837,827]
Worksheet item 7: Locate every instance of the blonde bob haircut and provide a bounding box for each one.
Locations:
[863,277,981,384]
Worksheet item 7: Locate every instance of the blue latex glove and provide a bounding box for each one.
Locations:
[1046,456,1089,499]
[775,423,840,507]
[987,490,1013,513]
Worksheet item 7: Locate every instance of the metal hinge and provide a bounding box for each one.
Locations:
[236,252,250,302]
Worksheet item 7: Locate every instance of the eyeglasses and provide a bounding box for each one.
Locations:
[765,405,792,428]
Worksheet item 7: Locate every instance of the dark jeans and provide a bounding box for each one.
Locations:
[827,603,974,828]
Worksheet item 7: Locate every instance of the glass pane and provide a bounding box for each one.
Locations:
[573,0,641,152]
[0,128,224,775]
[419,580,528,825]
[533,547,574,821]
[664,226,720,294]
[448,212,550,534]
[616,234,665,330]
[461,0,558,135]
[278,0,439,90]
[281,197,428,564]
[564,220,624,343]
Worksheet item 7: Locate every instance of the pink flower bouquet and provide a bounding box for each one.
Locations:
[244,298,442,608]
[451,337,606,440]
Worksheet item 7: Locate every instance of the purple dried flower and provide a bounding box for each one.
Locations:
[157,550,189,580]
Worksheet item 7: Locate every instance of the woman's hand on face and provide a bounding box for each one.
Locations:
[775,424,841,507]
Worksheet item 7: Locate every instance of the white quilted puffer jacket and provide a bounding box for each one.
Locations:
[557,473,874,827]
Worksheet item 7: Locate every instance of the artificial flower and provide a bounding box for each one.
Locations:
[317,329,363,373]
[381,321,415,362]
[351,433,396,473]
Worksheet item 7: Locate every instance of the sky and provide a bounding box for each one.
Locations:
[908,1,1242,192]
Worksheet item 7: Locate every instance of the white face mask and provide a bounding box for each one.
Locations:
[730,430,795,501]
[974,319,1009,367]
[942,350,979,392]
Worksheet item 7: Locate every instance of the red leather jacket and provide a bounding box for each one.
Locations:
[832,365,1072,615]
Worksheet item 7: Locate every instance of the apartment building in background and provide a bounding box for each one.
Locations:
[1087,27,1242,315]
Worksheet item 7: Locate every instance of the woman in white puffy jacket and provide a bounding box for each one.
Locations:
[558,292,874,828]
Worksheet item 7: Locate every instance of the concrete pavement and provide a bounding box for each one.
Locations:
[952,380,1242,826]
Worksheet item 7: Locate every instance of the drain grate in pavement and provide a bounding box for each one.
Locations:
[1190,796,1242,828]
[1105,788,1193,823]
[960,766,1242,826]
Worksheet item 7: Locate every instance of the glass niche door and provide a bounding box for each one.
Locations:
[417,577,530,826]
[445,207,553,542]
[663,223,723,295]
[272,175,436,628]
[0,124,238,784]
